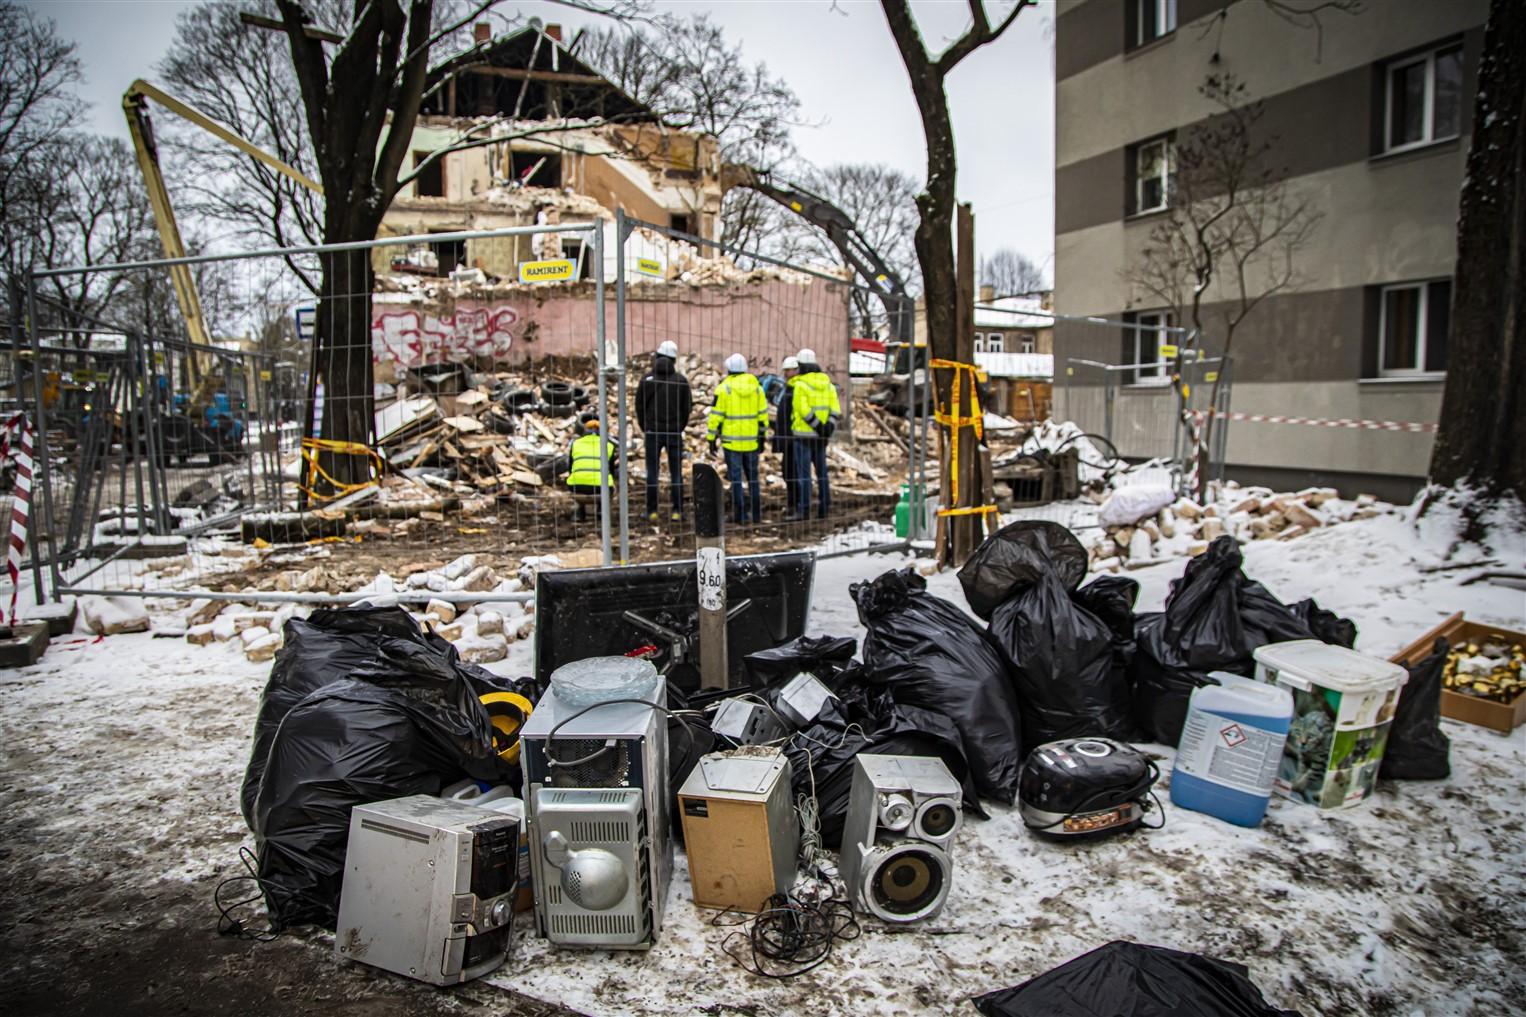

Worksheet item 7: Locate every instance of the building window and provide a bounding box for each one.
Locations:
[974,333,986,353]
[1018,333,1036,354]
[1124,310,1174,385]
[1132,0,1177,48]
[986,332,1004,353]
[1384,43,1464,153]
[413,151,444,198]
[1130,137,1174,215]
[1378,280,1450,375]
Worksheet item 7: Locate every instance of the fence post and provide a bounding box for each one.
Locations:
[614,209,631,563]
[24,274,60,602]
[593,221,612,567]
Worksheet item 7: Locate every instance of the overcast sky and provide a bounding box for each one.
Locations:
[37,0,1055,279]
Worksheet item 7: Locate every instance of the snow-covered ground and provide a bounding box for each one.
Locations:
[1,507,1522,1016]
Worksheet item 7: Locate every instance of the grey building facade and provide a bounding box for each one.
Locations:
[1052,0,1488,499]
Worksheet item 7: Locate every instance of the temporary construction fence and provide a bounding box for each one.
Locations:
[611,210,925,563]
[12,220,925,607]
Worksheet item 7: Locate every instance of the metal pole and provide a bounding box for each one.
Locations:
[615,208,631,563]
[593,219,612,567]
[25,276,61,601]
[907,298,923,542]
[693,462,727,690]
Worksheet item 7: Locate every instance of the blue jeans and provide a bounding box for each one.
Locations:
[793,437,829,518]
[644,431,683,515]
[723,448,761,524]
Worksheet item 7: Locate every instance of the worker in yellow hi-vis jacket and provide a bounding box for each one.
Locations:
[788,347,841,521]
[706,353,769,525]
[566,416,617,522]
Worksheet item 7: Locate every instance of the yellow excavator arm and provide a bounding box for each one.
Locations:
[121,79,324,372]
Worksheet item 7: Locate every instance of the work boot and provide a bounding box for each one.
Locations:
[647,511,660,523]
[669,510,683,523]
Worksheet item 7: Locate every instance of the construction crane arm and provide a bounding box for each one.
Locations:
[121,78,324,359]
[722,164,912,341]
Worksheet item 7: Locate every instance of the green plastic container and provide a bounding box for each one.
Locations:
[894,482,927,538]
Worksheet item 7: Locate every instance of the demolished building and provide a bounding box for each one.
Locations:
[368,23,850,380]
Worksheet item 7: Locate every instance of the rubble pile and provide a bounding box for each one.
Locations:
[1085,483,1391,572]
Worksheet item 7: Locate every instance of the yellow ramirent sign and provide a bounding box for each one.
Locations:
[636,257,663,277]
[519,258,575,283]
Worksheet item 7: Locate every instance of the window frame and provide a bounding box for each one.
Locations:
[1132,0,1178,48]
[1018,333,1036,355]
[1128,310,1174,387]
[986,331,1005,353]
[1132,136,1174,216]
[974,332,986,353]
[1377,281,1446,378]
[1382,43,1464,155]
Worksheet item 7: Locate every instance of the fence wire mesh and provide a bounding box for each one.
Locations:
[14,219,928,605]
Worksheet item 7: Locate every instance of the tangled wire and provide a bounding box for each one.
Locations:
[713,888,861,978]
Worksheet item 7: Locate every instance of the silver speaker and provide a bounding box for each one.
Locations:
[840,754,962,924]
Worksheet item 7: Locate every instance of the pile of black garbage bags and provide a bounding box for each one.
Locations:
[240,605,538,931]
[778,522,1445,842]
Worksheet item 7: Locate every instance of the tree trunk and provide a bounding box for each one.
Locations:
[1428,0,1525,500]
[309,250,376,494]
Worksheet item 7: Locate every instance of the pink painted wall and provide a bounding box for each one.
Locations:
[371,279,853,380]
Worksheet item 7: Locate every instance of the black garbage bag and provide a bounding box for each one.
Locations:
[1290,598,1358,648]
[853,568,1024,803]
[666,683,718,842]
[1074,574,1142,680]
[958,520,1089,621]
[1130,537,1344,745]
[992,567,1138,746]
[973,941,1299,1017]
[248,607,525,930]
[1380,637,1451,780]
[781,680,985,851]
[742,634,858,688]
[240,605,446,829]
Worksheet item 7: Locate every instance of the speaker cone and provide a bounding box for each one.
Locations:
[867,845,946,922]
[918,801,958,839]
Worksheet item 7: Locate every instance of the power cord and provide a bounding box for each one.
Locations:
[215,846,281,942]
[712,892,861,979]
[542,697,702,773]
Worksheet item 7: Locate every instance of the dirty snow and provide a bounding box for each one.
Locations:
[1,511,1523,1016]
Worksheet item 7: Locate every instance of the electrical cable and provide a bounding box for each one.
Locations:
[712,893,861,979]
[214,845,281,942]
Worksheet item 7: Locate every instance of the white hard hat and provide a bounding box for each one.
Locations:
[656,340,678,359]
[781,356,799,370]
[796,348,817,364]
[725,353,747,373]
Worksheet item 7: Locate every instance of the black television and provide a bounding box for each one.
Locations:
[533,551,816,693]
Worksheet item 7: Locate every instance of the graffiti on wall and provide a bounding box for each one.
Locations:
[371,306,519,368]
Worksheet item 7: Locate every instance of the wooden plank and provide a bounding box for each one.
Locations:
[465,65,608,85]
[862,402,909,453]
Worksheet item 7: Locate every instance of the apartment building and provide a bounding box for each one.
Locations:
[1053,0,1487,498]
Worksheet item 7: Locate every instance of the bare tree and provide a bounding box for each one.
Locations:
[578,13,802,248]
[978,248,1045,298]
[1427,0,1524,507]
[880,0,1031,561]
[155,1,328,288]
[0,0,82,280]
[1126,73,1321,497]
[264,0,640,495]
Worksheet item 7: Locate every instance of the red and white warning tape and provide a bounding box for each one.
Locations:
[1189,410,1438,433]
[1,412,34,624]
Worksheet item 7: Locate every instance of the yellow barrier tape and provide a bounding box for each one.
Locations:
[300,436,382,502]
[937,505,999,518]
[930,359,986,511]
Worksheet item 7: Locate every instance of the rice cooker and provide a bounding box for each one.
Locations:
[1018,738,1160,838]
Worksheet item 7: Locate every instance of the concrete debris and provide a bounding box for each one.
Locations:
[80,596,150,636]
[1085,486,1396,572]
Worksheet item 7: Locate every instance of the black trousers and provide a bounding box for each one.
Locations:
[644,431,684,514]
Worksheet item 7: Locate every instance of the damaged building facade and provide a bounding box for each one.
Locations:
[368,24,850,381]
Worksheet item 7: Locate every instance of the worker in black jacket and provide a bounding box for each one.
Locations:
[773,355,800,517]
[635,340,693,521]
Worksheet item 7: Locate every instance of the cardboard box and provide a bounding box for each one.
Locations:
[1391,612,1526,734]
